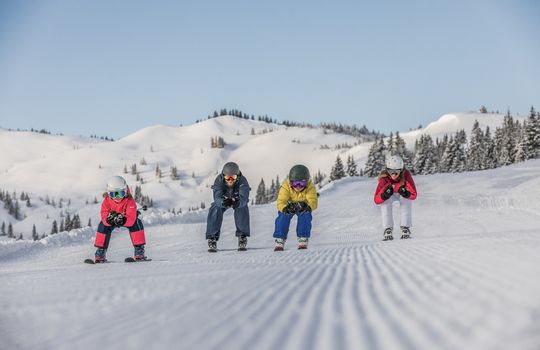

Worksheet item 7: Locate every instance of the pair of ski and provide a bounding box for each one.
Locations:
[84,257,152,264]
[383,235,411,241]
[274,245,307,252]
[208,247,247,253]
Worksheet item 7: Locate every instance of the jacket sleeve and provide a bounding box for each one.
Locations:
[123,198,138,227]
[100,199,112,226]
[305,181,318,211]
[403,170,417,200]
[276,183,291,212]
[374,178,390,205]
[237,177,250,208]
[211,175,224,207]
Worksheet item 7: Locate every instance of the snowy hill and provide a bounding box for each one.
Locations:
[1,159,540,350]
[0,112,522,239]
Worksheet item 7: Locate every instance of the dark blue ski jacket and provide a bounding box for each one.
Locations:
[211,174,250,209]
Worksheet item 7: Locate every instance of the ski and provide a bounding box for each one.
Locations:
[84,258,108,264]
[298,245,307,250]
[237,247,247,252]
[208,248,218,253]
[125,257,152,263]
[274,246,284,252]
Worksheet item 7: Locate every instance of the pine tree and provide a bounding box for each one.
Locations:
[1,221,5,236]
[330,155,346,181]
[51,220,58,234]
[467,120,486,171]
[524,106,540,159]
[8,223,13,238]
[483,126,497,169]
[255,178,267,205]
[364,137,386,177]
[346,155,358,176]
[32,224,38,241]
[413,134,438,174]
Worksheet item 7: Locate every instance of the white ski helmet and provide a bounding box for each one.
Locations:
[107,175,127,192]
[385,155,404,170]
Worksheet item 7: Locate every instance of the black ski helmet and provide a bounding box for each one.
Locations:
[222,162,240,176]
[289,164,310,181]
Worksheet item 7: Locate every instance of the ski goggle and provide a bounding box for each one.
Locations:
[223,174,238,182]
[388,169,401,176]
[290,180,307,188]
[108,190,126,199]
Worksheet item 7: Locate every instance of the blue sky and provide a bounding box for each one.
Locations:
[0,0,539,139]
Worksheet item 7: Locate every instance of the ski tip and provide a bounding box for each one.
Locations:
[84,258,95,264]
[208,249,218,253]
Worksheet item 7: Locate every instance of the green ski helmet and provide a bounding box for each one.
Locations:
[288,164,310,181]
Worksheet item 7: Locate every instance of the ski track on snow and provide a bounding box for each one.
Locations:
[2,172,540,350]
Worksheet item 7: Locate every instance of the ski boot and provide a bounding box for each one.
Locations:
[94,248,107,263]
[238,235,248,251]
[274,238,285,252]
[400,226,411,239]
[382,228,393,241]
[208,238,217,253]
[298,237,308,250]
[133,245,148,261]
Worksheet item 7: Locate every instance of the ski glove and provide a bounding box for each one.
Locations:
[222,197,238,208]
[106,211,117,226]
[297,201,311,213]
[398,185,411,198]
[380,185,394,201]
[113,213,127,227]
[282,202,297,214]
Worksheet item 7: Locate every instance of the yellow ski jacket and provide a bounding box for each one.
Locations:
[276,178,318,212]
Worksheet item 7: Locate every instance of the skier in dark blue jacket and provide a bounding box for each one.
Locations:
[206,162,250,252]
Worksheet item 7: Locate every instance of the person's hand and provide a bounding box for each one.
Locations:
[113,213,126,227]
[282,202,296,214]
[106,211,117,226]
[297,201,311,213]
[380,185,394,201]
[231,197,239,209]
[398,185,411,198]
[222,197,234,208]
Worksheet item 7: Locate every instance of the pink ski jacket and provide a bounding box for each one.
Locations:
[100,189,139,227]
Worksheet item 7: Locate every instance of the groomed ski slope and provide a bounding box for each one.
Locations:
[2,160,540,350]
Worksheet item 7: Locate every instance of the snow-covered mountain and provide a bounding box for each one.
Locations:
[0,112,524,239]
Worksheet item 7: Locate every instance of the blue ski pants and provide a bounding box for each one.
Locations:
[206,203,250,240]
[273,211,312,240]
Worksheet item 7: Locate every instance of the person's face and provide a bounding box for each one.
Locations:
[224,174,237,187]
[388,169,401,180]
[290,179,307,192]
[108,190,126,202]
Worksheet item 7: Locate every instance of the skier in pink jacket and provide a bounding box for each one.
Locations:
[91,176,147,262]
[374,155,417,241]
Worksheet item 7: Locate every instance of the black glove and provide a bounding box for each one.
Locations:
[231,197,239,209]
[282,202,296,214]
[398,185,411,198]
[222,197,234,208]
[297,201,311,213]
[106,211,117,226]
[113,213,126,227]
[380,185,394,201]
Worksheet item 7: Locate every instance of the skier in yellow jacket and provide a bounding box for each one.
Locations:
[273,164,318,251]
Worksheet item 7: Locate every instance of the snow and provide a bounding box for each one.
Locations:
[1,159,540,350]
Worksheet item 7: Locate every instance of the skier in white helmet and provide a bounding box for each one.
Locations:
[373,155,417,241]
[90,175,148,262]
